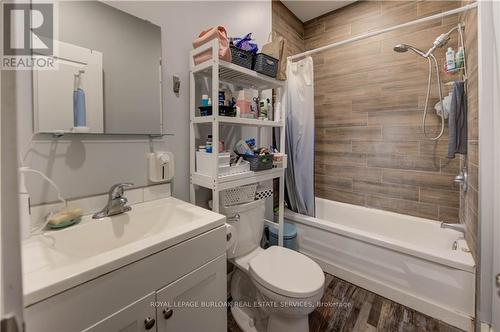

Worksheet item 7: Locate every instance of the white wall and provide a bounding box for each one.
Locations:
[18,1,272,205]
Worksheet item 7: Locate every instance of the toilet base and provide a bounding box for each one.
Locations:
[230,306,266,332]
[267,315,308,332]
[230,268,315,332]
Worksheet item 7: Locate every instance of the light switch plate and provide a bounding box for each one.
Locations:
[173,75,180,94]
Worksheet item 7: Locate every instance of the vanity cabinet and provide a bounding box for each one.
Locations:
[85,255,226,332]
[84,293,157,332]
[156,255,226,332]
[25,226,227,332]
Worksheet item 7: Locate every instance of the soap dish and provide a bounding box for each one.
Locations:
[47,217,81,230]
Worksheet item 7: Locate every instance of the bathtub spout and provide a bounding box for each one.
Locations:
[440,222,466,235]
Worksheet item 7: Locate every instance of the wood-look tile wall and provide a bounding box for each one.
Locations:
[303,1,464,221]
[459,1,479,261]
[271,0,305,57]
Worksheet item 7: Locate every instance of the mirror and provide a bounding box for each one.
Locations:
[33,1,163,135]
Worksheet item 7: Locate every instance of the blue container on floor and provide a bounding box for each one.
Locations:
[267,222,298,250]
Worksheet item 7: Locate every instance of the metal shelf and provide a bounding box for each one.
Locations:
[192,115,284,127]
[192,60,285,90]
[191,168,285,191]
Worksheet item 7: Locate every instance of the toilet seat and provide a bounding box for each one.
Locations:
[248,246,324,298]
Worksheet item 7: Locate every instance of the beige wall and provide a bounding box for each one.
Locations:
[274,0,478,250]
[272,0,305,57]
[302,1,468,222]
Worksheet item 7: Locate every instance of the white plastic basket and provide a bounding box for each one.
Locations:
[221,184,258,206]
[256,181,273,200]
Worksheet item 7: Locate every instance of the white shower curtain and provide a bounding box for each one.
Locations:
[285,56,315,216]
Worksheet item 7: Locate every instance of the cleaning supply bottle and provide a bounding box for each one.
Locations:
[446,47,455,71]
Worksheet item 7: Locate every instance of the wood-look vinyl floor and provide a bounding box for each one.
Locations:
[227,273,464,332]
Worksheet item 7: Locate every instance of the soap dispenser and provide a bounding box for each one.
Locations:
[147,152,174,183]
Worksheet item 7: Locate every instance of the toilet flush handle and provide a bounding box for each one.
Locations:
[226,214,240,223]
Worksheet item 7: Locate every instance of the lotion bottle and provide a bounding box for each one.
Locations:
[446,47,455,71]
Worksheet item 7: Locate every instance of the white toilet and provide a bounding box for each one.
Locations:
[222,199,325,332]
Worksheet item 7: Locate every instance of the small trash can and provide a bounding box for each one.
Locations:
[266,222,298,251]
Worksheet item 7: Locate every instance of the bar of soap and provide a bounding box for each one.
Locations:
[47,207,83,226]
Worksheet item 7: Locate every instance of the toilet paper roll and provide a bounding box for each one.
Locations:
[225,223,238,254]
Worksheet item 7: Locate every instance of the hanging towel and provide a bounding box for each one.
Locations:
[447,81,467,159]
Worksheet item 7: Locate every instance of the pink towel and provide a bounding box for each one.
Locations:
[193,26,232,65]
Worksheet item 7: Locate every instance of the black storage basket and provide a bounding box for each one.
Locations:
[230,46,254,69]
[242,154,274,172]
[253,53,279,78]
[198,106,236,117]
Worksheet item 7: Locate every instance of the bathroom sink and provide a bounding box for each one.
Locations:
[39,200,206,257]
[22,197,225,305]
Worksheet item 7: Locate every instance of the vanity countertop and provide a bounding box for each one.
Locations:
[22,197,225,306]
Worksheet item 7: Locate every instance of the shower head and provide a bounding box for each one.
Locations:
[393,44,409,52]
[393,44,426,57]
[424,25,461,57]
[433,33,451,48]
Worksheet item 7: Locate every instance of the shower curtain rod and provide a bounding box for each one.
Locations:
[288,2,478,61]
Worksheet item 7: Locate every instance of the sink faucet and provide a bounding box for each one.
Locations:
[441,222,466,235]
[93,183,133,219]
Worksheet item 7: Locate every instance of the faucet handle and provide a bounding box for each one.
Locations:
[109,183,133,199]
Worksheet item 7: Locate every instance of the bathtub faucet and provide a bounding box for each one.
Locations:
[440,222,466,235]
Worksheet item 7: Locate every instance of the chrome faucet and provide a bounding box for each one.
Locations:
[440,222,466,235]
[93,183,133,219]
[454,167,468,192]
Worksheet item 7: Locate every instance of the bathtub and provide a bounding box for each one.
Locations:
[285,197,475,331]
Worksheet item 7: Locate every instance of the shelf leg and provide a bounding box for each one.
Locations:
[278,175,284,247]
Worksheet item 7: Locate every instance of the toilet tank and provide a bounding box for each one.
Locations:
[220,199,265,259]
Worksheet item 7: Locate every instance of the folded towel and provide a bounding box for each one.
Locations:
[447,81,467,159]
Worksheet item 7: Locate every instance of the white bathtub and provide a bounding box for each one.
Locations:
[285,197,475,331]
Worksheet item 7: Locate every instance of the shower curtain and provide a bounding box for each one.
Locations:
[285,56,315,216]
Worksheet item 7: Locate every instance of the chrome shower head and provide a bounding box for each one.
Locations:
[433,33,451,48]
[393,44,427,57]
[393,44,409,53]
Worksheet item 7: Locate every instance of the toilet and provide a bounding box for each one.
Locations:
[222,199,325,332]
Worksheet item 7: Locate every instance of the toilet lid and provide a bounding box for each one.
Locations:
[249,246,325,298]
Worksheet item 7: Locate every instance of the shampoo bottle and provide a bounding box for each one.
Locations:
[446,47,455,71]
[455,47,464,69]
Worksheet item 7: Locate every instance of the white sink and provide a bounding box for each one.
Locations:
[22,197,225,306]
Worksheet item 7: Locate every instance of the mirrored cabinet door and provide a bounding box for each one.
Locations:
[33,1,163,135]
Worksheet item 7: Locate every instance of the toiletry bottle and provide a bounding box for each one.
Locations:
[218,91,225,106]
[268,99,274,121]
[73,71,87,128]
[446,47,455,71]
[455,47,464,69]
[201,94,209,107]
[206,135,213,153]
